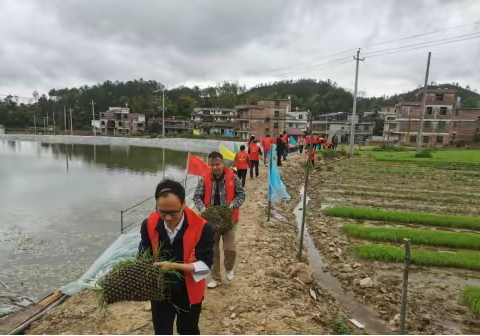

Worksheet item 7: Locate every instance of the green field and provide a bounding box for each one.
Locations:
[462,286,480,317]
[354,244,480,271]
[325,206,480,230]
[343,224,480,250]
[359,149,480,164]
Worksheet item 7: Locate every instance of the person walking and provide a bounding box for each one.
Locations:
[233,145,249,187]
[305,134,311,149]
[298,136,304,154]
[332,136,338,150]
[261,135,272,166]
[193,152,245,289]
[282,131,289,160]
[247,135,255,149]
[139,179,214,335]
[276,133,285,166]
[312,134,318,150]
[305,147,315,166]
[248,139,262,179]
[319,137,325,150]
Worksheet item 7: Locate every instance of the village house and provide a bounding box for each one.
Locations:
[383,88,480,145]
[190,107,236,135]
[99,107,145,136]
[312,112,375,144]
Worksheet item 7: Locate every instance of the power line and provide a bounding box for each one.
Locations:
[362,31,480,57]
[365,35,480,59]
[363,20,480,49]
[272,56,354,78]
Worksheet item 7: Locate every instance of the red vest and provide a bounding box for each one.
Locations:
[320,138,325,143]
[235,151,249,170]
[306,136,311,144]
[263,138,272,151]
[298,137,304,145]
[313,135,318,144]
[203,169,239,222]
[282,135,288,144]
[147,207,206,305]
[310,149,315,160]
[327,141,333,148]
[273,138,277,145]
[249,144,260,161]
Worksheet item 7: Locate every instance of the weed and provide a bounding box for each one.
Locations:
[415,149,433,158]
[333,318,353,335]
[461,286,480,317]
[343,224,480,250]
[325,206,480,230]
[355,243,480,271]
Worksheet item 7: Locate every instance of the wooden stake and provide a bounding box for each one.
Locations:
[399,238,411,335]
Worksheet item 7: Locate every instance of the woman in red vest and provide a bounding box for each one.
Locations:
[233,145,249,187]
[139,179,214,335]
[248,139,263,179]
[193,152,246,289]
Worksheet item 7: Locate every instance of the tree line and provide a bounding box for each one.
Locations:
[1,78,478,130]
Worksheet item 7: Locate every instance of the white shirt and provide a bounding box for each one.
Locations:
[164,214,210,283]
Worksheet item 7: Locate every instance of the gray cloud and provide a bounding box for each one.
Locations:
[0,0,479,98]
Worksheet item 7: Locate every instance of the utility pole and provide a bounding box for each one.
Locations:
[416,52,431,153]
[46,114,49,135]
[162,89,165,137]
[69,107,73,136]
[53,110,56,135]
[349,48,365,157]
[43,117,46,134]
[33,115,37,134]
[64,106,67,132]
[91,100,96,136]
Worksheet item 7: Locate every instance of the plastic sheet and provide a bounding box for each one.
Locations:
[268,145,291,202]
[60,228,141,296]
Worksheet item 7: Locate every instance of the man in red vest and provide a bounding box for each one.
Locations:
[193,152,245,289]
[233,145,249,187]
[262,134,272,166]
[139,179,214,335]
[305,134,311,148]
[298,136,304,154]
[281,131,289,160]
[312,134,318,150]
[248,139,263,179]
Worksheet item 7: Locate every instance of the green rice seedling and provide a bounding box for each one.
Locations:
[461,286,480,317]
[415,149,433,158]
[343,224,480,250]
[325,206,480,230]
[354,244,480,271]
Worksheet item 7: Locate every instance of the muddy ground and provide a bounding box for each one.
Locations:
[280,154,480,335]
[27,154,357,335]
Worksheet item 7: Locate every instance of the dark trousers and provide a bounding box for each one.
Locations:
[299,145,304,153]
[277,152,282,166]
[151,300,202,335]
[250,160,259,178]
[311,159,315,166]
[237,169,247,187]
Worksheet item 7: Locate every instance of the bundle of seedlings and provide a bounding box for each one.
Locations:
[96,250,179,311]
[202,204,234,233]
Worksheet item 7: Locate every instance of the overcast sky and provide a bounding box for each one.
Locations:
[1,0,479,100]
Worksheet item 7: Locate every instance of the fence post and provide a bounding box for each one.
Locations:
[399,238,411,335]
[121,210,124,234]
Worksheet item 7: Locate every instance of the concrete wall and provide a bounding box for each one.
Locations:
[0,134,244,154]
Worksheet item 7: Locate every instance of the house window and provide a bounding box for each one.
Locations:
[274,111,280,117]
[126,129,129,135]
[326,124,330,130]
[265,117,270,122]
[389,123,396,129]
[409,135,416,143]
[274,122,279,129]
[438,121,446,131]
[101,121,105,126]
[436,94,444,101]
[451,133,456,141]
[423,136,429,143]
[455,110,459,116]
[289,123,293,127]
[439,107,447,115]
[275,101,280,107]
[437,136,443,144]
[364,125,369,131]
[118,121,123,127]
[424,121,432,129]
[426,107,433,115]
[299,115,303,119]
[265,128,270,132]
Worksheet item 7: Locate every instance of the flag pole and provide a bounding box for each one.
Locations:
[184,152,190,189]
[267,144,273,221]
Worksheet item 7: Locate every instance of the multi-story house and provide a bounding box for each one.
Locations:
[149,117,191,135]
[191,108,236,135]
[383,88,480,145]
[312,112,375,144]
[99,107,145,136]
[235,99,290,140]
[285,110,309,138]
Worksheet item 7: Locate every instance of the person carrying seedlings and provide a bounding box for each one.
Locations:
[261,134,272,166]
[248,139,262,179]
[193,151,245,289]
[138,179,214,335]
[233,145,249,187]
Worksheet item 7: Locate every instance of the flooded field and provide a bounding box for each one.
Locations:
[0,140,205,300]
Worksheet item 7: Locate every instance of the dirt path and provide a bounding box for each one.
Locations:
[28,154,353,335]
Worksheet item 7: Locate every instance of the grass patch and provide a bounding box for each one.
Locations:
[333,318,353,335]
[325,206,480,230]
[335,190,480,205]
[415,149,433,158]
[461,286,480,317]
[343,224,480,250]
[354,244,480,271]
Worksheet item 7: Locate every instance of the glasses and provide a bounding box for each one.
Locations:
[156,208,183,218]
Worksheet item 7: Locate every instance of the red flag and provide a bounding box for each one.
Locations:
[187,154,210,176]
